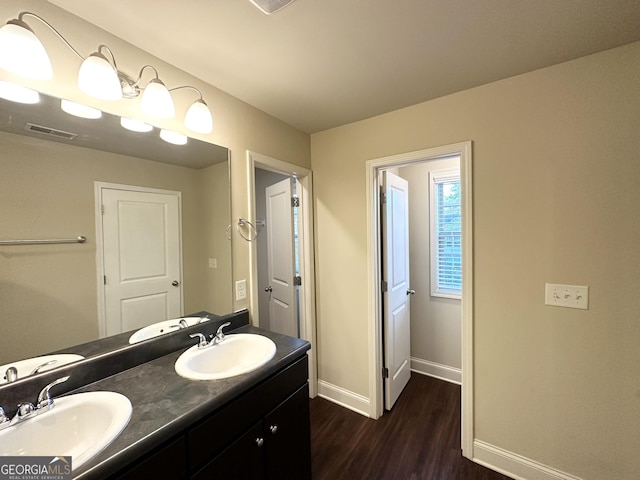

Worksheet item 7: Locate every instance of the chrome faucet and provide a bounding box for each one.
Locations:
[4,375,70,427]
[189,322,232,349]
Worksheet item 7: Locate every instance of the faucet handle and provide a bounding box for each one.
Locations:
[0,406,9,425]
[36,376,70,410]
[190,333,209,349]
[214,322,232,344]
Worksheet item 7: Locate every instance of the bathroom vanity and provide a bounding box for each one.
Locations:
[0,311,311,479]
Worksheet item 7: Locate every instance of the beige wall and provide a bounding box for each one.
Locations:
[311,42,640,479]
[399,159,461,373]
[0,0,310,321]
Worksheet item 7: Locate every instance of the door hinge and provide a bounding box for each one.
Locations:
[291,196,300,207]
[382,367,389,379]
[103,275,107,285]
[381,280,388,293]
[380,192,387,204]
[101,204,105,215]
[293,275,302,286]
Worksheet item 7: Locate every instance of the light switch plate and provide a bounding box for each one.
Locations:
[235,279,247,301]
[545,283,589,310]
[208,258,217,269]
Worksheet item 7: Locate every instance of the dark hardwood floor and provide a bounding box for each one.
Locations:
[309,374,512,480]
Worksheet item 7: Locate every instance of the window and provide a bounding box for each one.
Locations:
[429,168,462,298]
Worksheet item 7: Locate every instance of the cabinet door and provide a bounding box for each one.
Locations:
[114,436,186,480]
[192,422,265,480]
[264,384,311,480]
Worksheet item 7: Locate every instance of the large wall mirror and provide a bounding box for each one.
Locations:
[0,88,233,375]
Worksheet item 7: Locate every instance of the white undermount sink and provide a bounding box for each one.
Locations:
[0,391,132,471]
[129,316,208,344]
[175,333,277,380]
[0,354,85,384]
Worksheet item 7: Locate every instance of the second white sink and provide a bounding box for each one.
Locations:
[175,333,276,380]
[0,391,132,470]
[129,316,208,344]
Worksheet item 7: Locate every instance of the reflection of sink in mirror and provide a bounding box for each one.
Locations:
[0,391,132,471]
[0,354,84,384]
[175,333,277,380]
[128,316,209,344]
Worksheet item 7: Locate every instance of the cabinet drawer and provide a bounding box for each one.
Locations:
[188,355,308,470]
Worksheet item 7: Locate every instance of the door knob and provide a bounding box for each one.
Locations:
[265,286,273,293]
[406,289,415,295]
[270,424,278,435]
[172,280,180,287]
[255,437,264,447]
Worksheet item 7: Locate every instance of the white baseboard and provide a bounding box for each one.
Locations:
[411,357,462,385]
[317,380,370,417]
[473,440,584,480]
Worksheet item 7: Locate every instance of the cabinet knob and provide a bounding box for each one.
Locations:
[270,424,278,435]
[255,437,264,447]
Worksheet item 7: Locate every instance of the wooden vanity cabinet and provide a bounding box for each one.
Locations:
[192,383,310,480]
[110,354,310,480]
[190,356,311,479]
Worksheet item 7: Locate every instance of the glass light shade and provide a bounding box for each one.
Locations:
[141,79,175,118]
[77,53,122,101]
[0,80,40,104]
[120,117,153,133]
[160,129,187,145]
[184,99,213,134]
[60,99,102,119]
[0,20,52,80]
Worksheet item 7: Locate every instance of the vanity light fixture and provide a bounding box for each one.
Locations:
[60,99,102,119]
[0,80,40,104]
[0,11,215,134]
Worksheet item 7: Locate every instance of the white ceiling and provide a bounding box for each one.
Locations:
[48,0,640,134]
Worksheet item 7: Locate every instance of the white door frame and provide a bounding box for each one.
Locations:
[94,182,184,338]
[246,151,318,397]
[365,141,473,458]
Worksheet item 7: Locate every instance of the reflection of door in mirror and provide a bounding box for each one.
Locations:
[98,184,182,337]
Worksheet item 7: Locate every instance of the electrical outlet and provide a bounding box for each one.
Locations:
[235,279,247,301]
[544,283,589,310]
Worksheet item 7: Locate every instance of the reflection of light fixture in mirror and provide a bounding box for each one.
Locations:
[250,0,297,15]
[77,47,122,101]
[120,117,153,133]
[141,77,175,119]
[0,12,214,133]
[0,80,40,104]
[60,99,102,119]
[160,129,188,145]
[0,15,52,79]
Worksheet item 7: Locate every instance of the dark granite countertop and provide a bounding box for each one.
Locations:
[72,325,310,480]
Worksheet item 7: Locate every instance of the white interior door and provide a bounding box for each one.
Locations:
[101,187,182,336]
[381,171,412,409]
[265,178,297,337]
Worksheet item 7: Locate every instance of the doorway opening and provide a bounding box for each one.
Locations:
[366,141,473,458]
[247,151,318,397]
